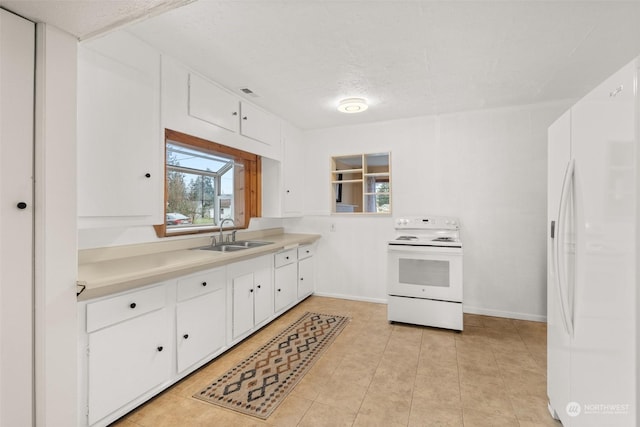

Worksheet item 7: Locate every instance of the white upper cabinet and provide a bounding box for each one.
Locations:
[162,56,282,160]
[261,122,305,218]
[77,31,162,228]
[188,73,239,133]
[186,73,280,146]
[282,124,305,216]
[239,101,281,146]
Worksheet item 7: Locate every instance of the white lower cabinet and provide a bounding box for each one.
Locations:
[274,249,298,312]
[297,245,316,298]
[232,272,255,337]
[85,286,171,426]
[176,268,226,373]
[79,247,316,426]
[230,255,274,340]
[254,268,274,325]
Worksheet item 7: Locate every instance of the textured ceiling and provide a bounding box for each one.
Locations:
[4,1,640,130]
[0,0,192,40]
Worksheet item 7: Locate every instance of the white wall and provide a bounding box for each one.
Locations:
[286,101,571,321]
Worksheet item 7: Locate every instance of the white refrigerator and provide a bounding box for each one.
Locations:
[547,58,637,426]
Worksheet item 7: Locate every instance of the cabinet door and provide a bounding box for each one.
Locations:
[298,257,314,298]
[274,263,298,312]
[176,287,226,373]
[77,32,162,227]
[188,73,239,132]
[253,267,273,325]
[0,10,35,427]
[240,101,280,145]
[232,272,255,339]
[282,129,304,216]
[88,308,170,425]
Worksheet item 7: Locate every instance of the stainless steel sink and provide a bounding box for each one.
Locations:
[231,240,273,248]
[194,240,273,252]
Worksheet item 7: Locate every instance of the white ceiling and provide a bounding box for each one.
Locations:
[0,0,192,40]
[4,1,640,130]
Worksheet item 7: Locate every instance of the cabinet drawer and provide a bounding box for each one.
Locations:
[298,244,315,260]
[274,248,297,268]
[177,267,225,302]
[87,285,166,333]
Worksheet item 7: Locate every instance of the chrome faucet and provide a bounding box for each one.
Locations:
[219,218,235,244]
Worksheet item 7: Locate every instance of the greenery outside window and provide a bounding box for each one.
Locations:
[154,129,261,237]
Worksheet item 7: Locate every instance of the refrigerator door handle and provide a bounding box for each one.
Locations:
[555,158,575,336]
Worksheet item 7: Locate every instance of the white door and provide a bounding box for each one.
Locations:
[77,32,161,225]
[176,287,226,373]
[274,263,297,312]
[232,272,255,339]
[188,73,239,132]
[0,9,34,427]
[569,59,637,426]
[239,101,280,145]
[253,267,273,326]
[387,246,463,302]
[298,257,314,298]
[546,109,573,424]
[88,308,171,425]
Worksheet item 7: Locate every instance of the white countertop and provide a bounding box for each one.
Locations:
[77,228,320,301]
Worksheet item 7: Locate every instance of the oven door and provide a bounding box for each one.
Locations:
[387,245,463,302]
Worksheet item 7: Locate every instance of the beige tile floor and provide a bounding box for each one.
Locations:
[112,296,561,427]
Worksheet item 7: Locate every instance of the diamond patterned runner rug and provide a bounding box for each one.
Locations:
[193,311,350,419]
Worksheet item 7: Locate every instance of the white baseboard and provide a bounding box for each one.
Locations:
[463,305,547,322]
[311,294,547,323]
[312,292,387,305]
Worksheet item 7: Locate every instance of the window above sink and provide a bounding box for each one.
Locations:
[154,129,262,238]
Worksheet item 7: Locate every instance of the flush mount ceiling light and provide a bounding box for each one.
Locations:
[337,97,368,113]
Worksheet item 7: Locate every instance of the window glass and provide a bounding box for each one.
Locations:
[155,129,261,237]
[166,143,235,230]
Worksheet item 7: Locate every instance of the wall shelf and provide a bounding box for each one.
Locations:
[330,152,391,214]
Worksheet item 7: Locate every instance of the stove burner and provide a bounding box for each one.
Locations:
[433,237,456,242]
[396,235,418,241]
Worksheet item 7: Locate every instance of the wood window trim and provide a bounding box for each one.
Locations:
[154,129,262,238]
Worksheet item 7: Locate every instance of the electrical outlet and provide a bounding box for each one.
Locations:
[330,223,336,232]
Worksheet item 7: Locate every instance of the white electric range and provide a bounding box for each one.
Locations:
[387,216,464,330]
